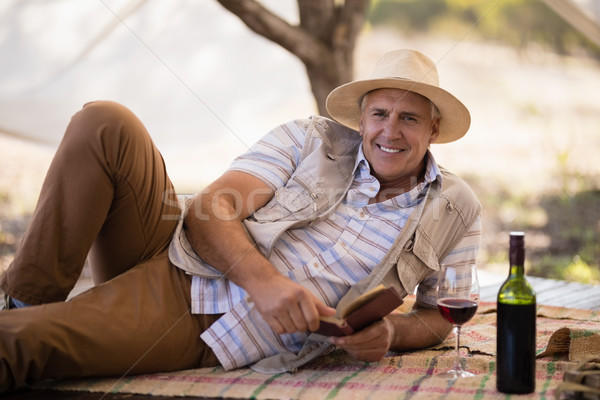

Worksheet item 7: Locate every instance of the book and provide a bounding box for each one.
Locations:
[314,284,404,337]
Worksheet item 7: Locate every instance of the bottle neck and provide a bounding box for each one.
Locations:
[509,245,525,277]
[509,264,525,277]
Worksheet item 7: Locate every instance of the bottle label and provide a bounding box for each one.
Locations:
[496,302,537,394]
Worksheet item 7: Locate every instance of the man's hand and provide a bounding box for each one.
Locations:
[328,306,453,363]
[328,317,394,362]
[246,273,336,334]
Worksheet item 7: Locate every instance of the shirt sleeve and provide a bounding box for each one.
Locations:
[227,119,309,191]
[415,215,483,308]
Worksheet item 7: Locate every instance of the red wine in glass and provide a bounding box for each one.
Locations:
[436,263,480,379]
[437,298,478,325]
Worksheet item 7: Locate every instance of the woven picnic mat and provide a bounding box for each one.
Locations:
[35,299,600,399]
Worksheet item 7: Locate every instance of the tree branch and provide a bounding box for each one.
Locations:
[215,0,327,63]
[334,0,370,51]
[215,0,371,116]
[298,0,336,41]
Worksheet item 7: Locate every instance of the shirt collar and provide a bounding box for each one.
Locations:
[354,144,369,172]
[424,150,442,186]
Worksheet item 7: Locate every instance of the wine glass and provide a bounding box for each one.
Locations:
[436,263,480,379]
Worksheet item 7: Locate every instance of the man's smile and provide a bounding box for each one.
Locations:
[378,144,404,154]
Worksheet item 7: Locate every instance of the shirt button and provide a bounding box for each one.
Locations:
[313,262,319,268]
[359,211,366,219]
[369,186,376,192]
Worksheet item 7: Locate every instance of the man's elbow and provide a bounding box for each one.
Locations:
[411,306,453,348]
[183,194,209,234]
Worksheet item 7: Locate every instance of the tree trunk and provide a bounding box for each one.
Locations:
[215,0,369,117]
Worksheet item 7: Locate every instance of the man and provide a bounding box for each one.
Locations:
[0,49,481,391]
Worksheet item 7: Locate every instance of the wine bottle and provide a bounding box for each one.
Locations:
[496,231,537,394]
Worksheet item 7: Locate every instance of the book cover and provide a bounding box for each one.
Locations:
[314,285,404,337]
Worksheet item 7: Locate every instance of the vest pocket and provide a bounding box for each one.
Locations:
[251,173,326,222]
[251,185,314,222]
[396,227,440,294]
[276,186,313,213]
[411,225,440,272]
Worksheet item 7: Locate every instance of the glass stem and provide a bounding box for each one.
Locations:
[454,325,462,371]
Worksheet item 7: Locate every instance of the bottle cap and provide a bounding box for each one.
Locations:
[510,231,525,247]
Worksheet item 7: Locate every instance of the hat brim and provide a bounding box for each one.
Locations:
[325,78,470,144]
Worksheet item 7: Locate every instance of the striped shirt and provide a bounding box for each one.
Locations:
[193,122,481,370]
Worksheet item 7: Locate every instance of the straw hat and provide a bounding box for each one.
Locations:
[325,49,470,144]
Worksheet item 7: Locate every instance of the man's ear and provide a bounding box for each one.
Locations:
[429,118,440,143]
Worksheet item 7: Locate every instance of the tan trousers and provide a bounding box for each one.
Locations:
[0,101,220,392]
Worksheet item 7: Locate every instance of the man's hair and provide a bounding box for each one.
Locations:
[359,91,441,121]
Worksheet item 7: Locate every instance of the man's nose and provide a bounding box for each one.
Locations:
[382,116,403,137]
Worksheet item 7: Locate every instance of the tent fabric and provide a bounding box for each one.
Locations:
[543,0,600,47]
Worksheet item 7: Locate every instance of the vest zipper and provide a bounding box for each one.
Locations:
[293,176,319,211]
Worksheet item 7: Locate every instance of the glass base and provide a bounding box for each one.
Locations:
[437,368,476,379]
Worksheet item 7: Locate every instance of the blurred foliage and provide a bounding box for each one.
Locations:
[533,188,600,283]
[368,0,600,58]
[467,164,600,285]
[563,256,600,284]
[533,149,600,284]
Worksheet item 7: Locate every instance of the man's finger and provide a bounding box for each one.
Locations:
[265,314,287,335]
[286,302,310,332]
[316,300,336,316]
[299,296,329,332]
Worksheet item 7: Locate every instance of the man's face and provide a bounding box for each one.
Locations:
[359,88,440,188]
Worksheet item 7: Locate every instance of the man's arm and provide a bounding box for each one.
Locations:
[387,306,453,350]
[329,305,452,361]
[184,170,335,334]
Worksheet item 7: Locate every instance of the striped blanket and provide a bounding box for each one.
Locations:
[36,299,600,399]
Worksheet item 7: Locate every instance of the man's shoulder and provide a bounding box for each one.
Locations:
[439,167,474,191]
[438,167,481,211]
[296,116,360,142]
[289,116,361,158]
